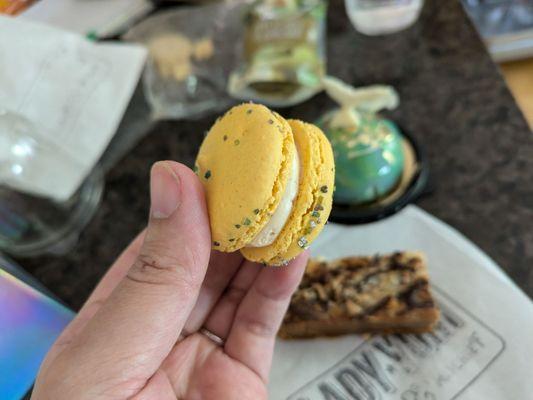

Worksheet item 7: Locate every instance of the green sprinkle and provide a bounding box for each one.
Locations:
[235,224,241,229]
[253,208,260,214]
[243,218,251,226]
[229,238,235,242]
[320,185,328,193]
[213,241,220,246]
[297,237,308,248]
[193,165,199,173]
[204,170,211,179]
[247,109,253,114]
[223,135,228,141]
[312,211,320,218]
[86,31,98,41]
[234,139,240,145]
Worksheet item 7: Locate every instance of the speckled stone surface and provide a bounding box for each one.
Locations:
[19,0,533,309]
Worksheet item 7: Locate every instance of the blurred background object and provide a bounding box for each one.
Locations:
[462,1,533,128]
[19,0,154,38]
[463,0,533,61]
[0,0,35,15]
[500,58,533,128]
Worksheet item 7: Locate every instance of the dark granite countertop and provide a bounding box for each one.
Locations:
[20,0,533,309]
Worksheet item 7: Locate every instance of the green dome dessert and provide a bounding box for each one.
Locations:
[319,76,405,205]
[321,111,404,204]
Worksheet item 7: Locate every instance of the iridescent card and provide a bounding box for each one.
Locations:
[0,265,74,399]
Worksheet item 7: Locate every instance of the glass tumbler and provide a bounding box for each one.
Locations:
[345,0,424,35]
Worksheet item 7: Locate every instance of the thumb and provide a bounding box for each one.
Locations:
[64,161,211,390]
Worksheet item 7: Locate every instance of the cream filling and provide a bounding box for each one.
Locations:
[247,148,300,248]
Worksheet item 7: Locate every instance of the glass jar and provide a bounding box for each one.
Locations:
[0,110,103,257]
[228,0,327,107]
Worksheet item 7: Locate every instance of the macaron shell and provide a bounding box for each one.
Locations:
[241,120,335,265]
[195,104,295,252]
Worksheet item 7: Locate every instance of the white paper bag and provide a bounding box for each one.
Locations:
[0,16,146,201]
[269,206,533,400]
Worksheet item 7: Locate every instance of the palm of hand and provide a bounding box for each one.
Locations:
[154,335,266,399]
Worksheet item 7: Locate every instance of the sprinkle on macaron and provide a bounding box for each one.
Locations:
[297,237,308,249]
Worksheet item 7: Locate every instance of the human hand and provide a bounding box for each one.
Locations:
[32,161,308,400]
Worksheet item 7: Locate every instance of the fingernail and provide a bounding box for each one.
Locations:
[150,163,181,219]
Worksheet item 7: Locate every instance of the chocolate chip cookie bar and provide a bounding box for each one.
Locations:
[279,252,439,339]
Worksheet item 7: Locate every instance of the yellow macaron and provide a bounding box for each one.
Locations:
[195,103,334,266]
